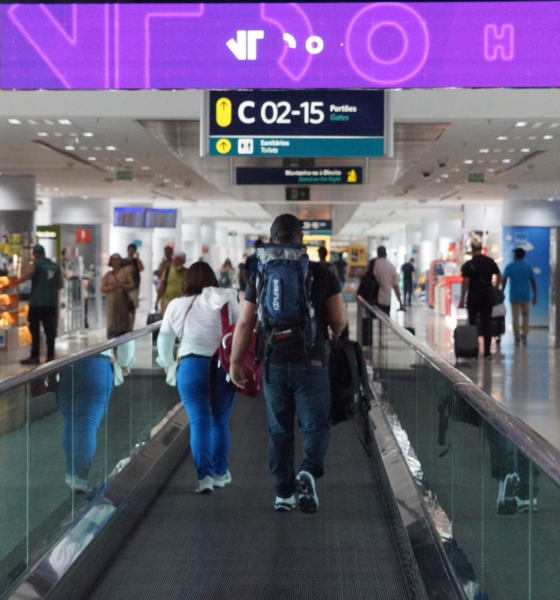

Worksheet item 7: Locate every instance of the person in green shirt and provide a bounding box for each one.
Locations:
[19,244,63,365]
[156,252,188,315]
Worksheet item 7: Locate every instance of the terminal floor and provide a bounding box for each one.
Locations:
[3,302,560,450]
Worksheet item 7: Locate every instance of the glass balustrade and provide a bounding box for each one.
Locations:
[360,299,560,600]
[0,328,177,598]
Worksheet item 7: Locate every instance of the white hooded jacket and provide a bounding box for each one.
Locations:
[156,286,241,367]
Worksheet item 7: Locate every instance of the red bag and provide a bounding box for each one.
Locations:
[216,304,263,398]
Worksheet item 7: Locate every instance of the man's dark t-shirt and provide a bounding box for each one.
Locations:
[245,261,341,363]
[333,258,347,283]
[401,262,415,282]
[461,254,500,306]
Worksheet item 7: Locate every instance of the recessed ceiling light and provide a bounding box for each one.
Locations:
[94,146,102,151]
[490,159,499,163]
[464,159,473,164]
[83,132,94,137]
[106,146,116,151]
[528,136,537,140]
[54,132,63,137]
[492,149,502,153]
[502,159,511,163]
[479,149,489,153]
[550,123,560,128]
[532,122,543,128]
[141,166,150,170]
[521,148,531,152]
[53,187,59,191]
[515,122,527,127]
[37,132,48,137]
[58,119,72,125]
[26,119,37,125]
[487,168,495,172]
[125,157,134,162]
[441,174,449,178]
[88,157,96,161]
[80,146,87,151]
[477,160,485,164]
[82,196,89,200]
[497,136,508,140]
[8,118,21,124]
[64,145,75,151]
[43,119,54,125]
[543,135,554,140]
[507,148,515,153]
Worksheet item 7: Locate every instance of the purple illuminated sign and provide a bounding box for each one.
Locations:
[1,2,560,90]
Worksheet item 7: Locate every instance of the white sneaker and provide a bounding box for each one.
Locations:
[274,495,297,511]
[195,475,214,494]
[65,474,90,493]
[213,471,232,488]
[296,471,319,513]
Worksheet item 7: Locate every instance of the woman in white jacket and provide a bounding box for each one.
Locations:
[157,261,240,494]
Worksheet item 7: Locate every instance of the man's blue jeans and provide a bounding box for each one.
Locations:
[177,357,237,479]
[264,362,331,498]
[57,356,113,480]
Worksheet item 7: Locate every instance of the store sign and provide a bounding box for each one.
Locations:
[237,167,362,185]
[208,90,386,157]
[75,229,91,244]
[2,3,560,89]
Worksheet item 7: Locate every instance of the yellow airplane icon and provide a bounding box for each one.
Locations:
[216,139,232,154]
[347,169,358,183]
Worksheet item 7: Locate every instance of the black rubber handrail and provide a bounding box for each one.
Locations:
[0,321,162,395]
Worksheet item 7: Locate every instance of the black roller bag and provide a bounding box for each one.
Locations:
[454,325,479,360]
[329,338,373,425]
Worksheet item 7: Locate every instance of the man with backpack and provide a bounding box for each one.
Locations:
[229,214,346,514]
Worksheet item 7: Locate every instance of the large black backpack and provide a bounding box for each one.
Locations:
[357,260,379,306]
[256,243,316,364]
[329,338,373,425]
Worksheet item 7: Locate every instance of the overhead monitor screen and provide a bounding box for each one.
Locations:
[145,208,177,229]
[113,207,146,228]
[1,3,560,89]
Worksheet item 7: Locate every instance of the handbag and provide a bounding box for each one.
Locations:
[214,303,263,398]
[166,295,197,387]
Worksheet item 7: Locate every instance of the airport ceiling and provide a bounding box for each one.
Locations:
[1,89,560,241]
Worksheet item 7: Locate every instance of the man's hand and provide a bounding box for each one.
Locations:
[229,363,248,389]
[398,302,406,312]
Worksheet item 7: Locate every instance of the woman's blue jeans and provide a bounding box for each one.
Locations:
[177,357,237,479]
[57,356,114,480]
[264,362,331,498]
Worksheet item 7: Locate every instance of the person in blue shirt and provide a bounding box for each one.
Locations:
[502,248,537,345]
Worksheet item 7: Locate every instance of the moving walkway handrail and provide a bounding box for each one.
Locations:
[0,322,162,396]
[358,295,560,489]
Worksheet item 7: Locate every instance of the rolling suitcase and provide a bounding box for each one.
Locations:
[454,324,479,360]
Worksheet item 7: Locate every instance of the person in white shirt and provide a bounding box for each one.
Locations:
[157,261,241,494]
[373,246,405,315]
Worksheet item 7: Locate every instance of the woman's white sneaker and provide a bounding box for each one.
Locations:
[213,471,232,488]
[195,475,214,494]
